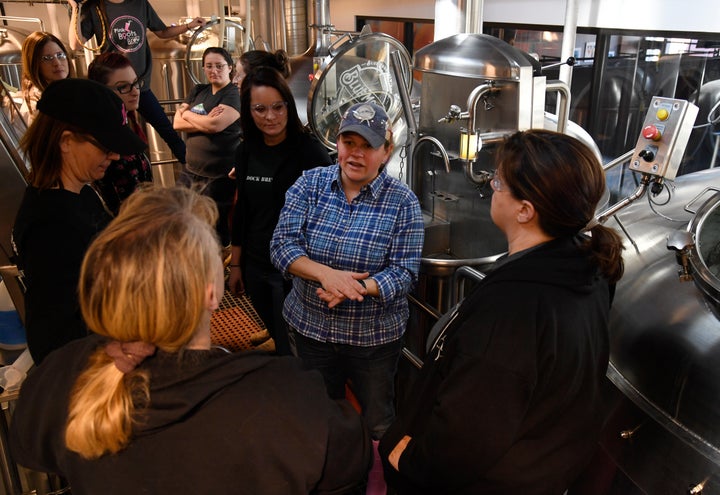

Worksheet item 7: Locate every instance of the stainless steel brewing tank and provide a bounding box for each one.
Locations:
[0,27,28,89]
[602,167,720,492]
[412,34,543,313]
[147,35,195,164]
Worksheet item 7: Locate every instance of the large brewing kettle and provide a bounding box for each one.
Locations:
[604,168,720,493]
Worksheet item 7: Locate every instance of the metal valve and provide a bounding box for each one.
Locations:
[438,104,462,123]
[667,230,695,282]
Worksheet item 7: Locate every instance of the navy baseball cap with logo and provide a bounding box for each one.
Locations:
[37,78,147,156]
[337,101,392,149]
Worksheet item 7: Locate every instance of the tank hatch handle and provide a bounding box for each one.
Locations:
[683,186,720,215]
[667,230,695,282]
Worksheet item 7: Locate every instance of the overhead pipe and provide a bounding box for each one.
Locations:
[312,0,332,57]
[559,0,578,88]
[434,0,484,40]
[244,0,251,51]
[465,0,484,35]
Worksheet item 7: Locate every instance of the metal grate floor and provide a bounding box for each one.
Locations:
[210,286,267,353]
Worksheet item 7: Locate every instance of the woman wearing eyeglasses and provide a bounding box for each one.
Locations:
[12,78,147,364]
[378,130,625,495]
[227,67,332,356]
[88,52,152,215]
[16,32,71,125]
[174,47,241,247]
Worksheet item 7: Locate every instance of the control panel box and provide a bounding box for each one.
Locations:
[629,97,699,181]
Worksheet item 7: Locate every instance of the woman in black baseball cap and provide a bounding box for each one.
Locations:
[12,78,147,364]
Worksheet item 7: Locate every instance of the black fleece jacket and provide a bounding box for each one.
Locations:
[379,236,614,495]
[10,335,371,494]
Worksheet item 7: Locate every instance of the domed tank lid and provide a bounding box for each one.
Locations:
[688,191,720,305]
[414,33,541,80]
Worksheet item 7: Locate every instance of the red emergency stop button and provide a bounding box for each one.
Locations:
[642,125,662,141]
[656,108,670,121]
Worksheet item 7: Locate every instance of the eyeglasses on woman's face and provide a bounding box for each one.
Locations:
[491,169,508,192]
[251,101,288,117]
[113,78,145,94]
[83,134,114,156]
[40,51,68,64]
[203,63,228,72]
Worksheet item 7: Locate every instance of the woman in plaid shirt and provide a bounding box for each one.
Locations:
[271,101,424,441]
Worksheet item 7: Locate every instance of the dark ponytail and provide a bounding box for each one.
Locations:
[584,224,624,284]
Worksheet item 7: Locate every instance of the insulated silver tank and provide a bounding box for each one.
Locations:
[0,27,27,89]
[411,33,560,313]
[601,168,720,493]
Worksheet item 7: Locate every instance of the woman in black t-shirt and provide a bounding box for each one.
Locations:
[228,67,332,355]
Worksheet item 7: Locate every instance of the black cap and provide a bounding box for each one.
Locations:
[37,78,147,155]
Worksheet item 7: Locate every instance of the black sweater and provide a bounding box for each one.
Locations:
[10,335,372,494]
[12,185,111,363]
[380,236,614,495]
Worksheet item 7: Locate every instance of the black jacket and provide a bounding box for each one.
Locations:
[10,335,372,494]
[379,237,614,495]
[12,186,111,363]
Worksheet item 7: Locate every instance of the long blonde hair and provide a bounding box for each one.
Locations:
[65,186,220,459]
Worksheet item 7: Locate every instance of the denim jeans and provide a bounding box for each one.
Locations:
[294,332,403,440]
[139,89,186,164]
[243,262,293,356]
[178,171,235,246]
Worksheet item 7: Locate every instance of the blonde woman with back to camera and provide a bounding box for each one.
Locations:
[10,186,371,495]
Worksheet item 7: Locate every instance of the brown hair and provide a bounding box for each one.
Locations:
[20,114,86,189]
[496,129,624,283]
[65,186,220,459]
[240,66,304,144]
[203,46,236,81]
[21,32,70,100]
[240,49,291,79]
[87,51,133,85]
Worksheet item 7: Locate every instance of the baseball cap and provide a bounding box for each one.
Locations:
[337,102,391,149]
[37,78,147,155]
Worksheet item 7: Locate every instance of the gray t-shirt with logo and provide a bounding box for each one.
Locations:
[80,0,166,87]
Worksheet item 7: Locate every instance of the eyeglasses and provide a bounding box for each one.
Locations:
[251,101,288,117]
[203,63,228,71]
[84,135,113,156]
[40,51,68,64]
[113,78,145,94]
[491,169,507,192]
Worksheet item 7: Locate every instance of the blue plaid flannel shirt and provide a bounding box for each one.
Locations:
[271,164,424,346]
